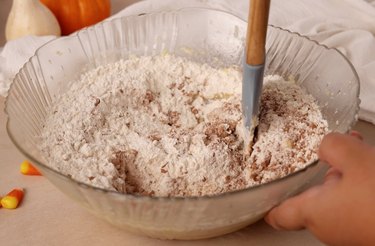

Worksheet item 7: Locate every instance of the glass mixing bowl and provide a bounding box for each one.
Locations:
[5,8,359,240]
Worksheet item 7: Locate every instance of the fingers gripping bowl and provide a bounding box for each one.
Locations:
[5,8,359,240]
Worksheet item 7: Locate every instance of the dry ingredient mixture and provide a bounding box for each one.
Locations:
[40,54,328,197]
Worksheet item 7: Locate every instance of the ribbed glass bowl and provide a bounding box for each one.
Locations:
[5,8,359,240]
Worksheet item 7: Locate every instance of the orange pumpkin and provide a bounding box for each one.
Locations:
[40,0,111,35]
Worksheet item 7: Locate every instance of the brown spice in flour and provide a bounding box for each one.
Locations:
[40,54,328,197]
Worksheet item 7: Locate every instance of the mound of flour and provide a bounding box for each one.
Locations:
[40,54,328,197]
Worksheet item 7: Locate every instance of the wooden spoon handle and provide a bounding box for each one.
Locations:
[246,0,271,66]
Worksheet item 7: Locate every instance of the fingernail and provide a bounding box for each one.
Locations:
[264,214,284,231]
[349,131,363,140]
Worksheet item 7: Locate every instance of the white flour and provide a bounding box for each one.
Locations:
[40,54,328,197]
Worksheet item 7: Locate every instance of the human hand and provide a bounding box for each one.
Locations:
[265,132,375,246]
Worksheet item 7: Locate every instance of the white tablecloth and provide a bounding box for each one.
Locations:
[1,0,375,124]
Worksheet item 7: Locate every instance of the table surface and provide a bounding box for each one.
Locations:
[1,98,375,246]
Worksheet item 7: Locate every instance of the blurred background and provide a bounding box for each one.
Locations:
[0,0,139,46]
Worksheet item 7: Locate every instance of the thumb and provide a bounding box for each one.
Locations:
[265,168,342,231]
[265,185,323,230]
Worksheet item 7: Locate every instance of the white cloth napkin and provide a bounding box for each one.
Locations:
[1,0,375,124]
[0,35,55,96]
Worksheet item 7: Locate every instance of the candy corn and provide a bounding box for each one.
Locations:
[20,160,41,176]
[1,188,24,209]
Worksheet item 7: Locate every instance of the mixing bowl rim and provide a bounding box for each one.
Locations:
[4,7,360,201]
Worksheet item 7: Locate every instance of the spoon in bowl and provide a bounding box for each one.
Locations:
[242,0,271,152]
